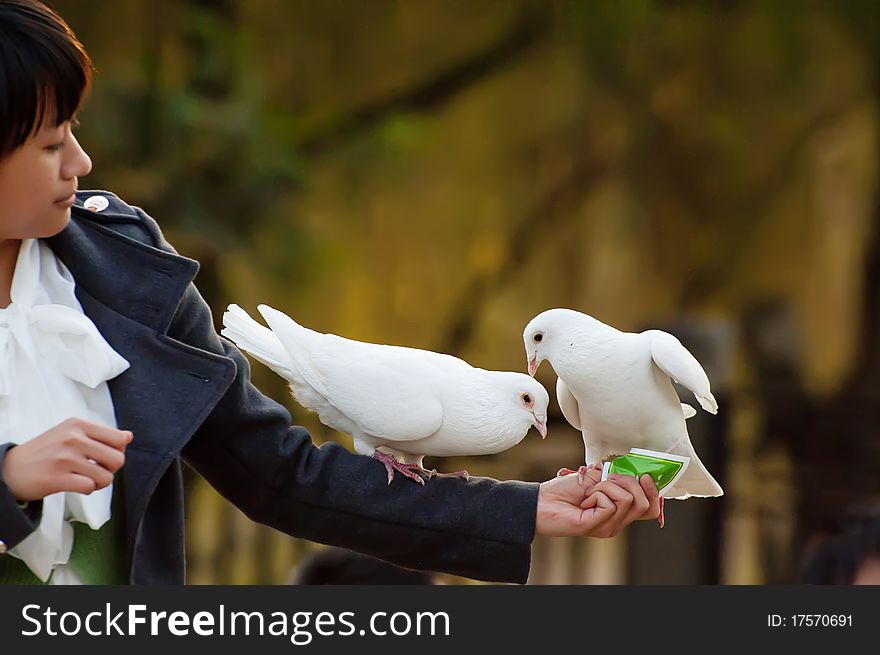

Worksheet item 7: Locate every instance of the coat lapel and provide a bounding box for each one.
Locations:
[46,213,236,547]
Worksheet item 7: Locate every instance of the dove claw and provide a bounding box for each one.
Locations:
[426,468,469,481]
[371,451,472,485]
[378,458,394,485]
[372,450,428,485]
[556,467,578,477]
[658,497,665,528]
[576,465,590,486]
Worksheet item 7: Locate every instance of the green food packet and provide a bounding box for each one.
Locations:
[600,448,690,496]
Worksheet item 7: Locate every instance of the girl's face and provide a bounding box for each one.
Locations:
[0,117,92,240]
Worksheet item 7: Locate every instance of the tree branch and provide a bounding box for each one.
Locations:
[300,8,551,156]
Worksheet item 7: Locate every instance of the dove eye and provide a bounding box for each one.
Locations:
[533,333,543,343]
[522,393,533,406]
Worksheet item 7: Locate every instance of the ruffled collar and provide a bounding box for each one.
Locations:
[0,239,129,582]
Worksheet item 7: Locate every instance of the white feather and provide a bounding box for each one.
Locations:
[649,330,718,414]
[223,305,550,464]
[556,377,581,430]
[524,308,723,499]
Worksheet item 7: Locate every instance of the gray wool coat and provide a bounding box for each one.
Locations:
[0,191,539,584]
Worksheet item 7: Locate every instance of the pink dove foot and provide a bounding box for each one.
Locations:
[423,468,470,481]
[558,465,597,484]
[372,450,427,485]
[658,496,665,528]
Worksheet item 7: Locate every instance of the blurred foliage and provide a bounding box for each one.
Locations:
[50,0,880,584]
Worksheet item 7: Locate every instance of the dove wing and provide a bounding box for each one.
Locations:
[309,346,445,443]
[555,377,582,430]
[648,330,718,414]
[258,305,444,442]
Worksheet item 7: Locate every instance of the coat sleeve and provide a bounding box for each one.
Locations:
[0,444,44,550]
[135,209,540,584]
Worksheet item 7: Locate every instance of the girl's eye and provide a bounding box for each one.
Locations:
[45,142,64,152]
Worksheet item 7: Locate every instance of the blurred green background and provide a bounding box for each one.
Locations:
[52,0,880,584]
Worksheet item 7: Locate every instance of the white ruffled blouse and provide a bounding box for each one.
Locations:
[0,238,129,583]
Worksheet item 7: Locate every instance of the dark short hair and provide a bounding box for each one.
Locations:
[290,548,437,585]
[0,0,92,158]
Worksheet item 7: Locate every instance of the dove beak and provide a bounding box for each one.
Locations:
[528,356,539,377]
[531,413,547,439]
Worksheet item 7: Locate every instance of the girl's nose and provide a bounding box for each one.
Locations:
[61,131,92,180]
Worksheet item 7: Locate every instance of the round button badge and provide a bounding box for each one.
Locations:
[84,195,110,212]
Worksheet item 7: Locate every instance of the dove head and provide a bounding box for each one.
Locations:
[524,308,603,376]
[496,373,550,439]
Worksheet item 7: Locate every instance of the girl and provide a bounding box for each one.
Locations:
[0,0,659,585]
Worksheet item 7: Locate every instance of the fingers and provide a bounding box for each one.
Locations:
[595,490,615,512]
[580,490,616,531]
[581,475,660,537]
[638,474,661,521]
[587,480,635,535]
[580,466,603,487]
[537,477,617,537]
[606,474,653,524]
[579,477,632,510]
[578,473,659,537]
[80,439,126,474]
[84,424,133,451]
[69,457,115,491]
[67,418,132,451]
[58,421,125,492]
[61,473,99,496]
[579,475,660,516]
[546,466,602,500]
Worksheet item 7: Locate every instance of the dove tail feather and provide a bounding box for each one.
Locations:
[256,304,330,397]
[664,434,724,499]
[221,304,291,377]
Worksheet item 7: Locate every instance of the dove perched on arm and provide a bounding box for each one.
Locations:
[222,304,549,484]
[523,308,723,512]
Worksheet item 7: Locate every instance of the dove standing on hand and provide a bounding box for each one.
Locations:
[222,304,549,485]
[523,308,723,524]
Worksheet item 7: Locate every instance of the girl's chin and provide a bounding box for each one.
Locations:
[32,211,71,238]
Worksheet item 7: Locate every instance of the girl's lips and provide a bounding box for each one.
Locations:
[54,193,76,207]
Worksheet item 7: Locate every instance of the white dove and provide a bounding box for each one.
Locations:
[222,304,550,484]
[523,308,723,522]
